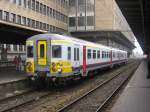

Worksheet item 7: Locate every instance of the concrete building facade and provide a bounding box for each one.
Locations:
[68,0,135,53]
[0,0,135,61]
[0,0,69,61]
[0,0,68,33]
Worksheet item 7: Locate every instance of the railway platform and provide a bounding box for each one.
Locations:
[111,60,150,112]
[0,69,26,84]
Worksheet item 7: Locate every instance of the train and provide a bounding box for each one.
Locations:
[26,33,127,84]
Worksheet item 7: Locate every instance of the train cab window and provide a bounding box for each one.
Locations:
[97,50,100,59]
[27,46,33,58]
[87,49,91,59]
[67,47,71,60]
[93,50,96,59]
[52,45,62,58]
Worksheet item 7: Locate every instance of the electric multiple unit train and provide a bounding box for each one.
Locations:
[26,33,127,83]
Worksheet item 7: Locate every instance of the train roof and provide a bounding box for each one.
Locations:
[27,33,127,52]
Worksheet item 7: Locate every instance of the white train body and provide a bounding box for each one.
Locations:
[26,34,127,81]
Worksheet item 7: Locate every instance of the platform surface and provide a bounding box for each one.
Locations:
[0,70,27,84]
[111,60,150,112]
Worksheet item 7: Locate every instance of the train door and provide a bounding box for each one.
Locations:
[73,46,80,71]
[83,46,86,75]
[37,40,47,65]
[110,50,112,64]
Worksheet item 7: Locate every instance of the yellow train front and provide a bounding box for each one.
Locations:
[26,34,76,84]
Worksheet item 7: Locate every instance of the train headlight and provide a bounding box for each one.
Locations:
[57,63,63,73]
[52,62,57,72]
[26,62,33,72]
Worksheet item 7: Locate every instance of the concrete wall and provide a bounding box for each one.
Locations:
[95,0,135,44]
[0,0,68,32]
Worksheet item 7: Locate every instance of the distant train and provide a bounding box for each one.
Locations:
[26,33,127,84]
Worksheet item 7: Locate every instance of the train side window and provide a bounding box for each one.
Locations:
[104,51,106,58]
[97,50,100,59]
[77,48,79,61]
[27,46,33,58]
[87,49,91,59]
[93,50,96,59]
[74,48,76,61]
[67,47,71,60]
[102,51,104,58]
[107,52,109,58]
[52,45,61,58]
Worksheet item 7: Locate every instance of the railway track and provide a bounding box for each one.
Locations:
[0,89,52,112]
[58,61,140,112]
[0,60,138,112]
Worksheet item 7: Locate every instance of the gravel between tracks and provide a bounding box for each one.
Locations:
[8,60,138,112]
[61,61,140,112]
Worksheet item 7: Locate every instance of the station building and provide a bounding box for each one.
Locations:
[0,0,135,61]
[68,0,135,54]
[0,0,68,61]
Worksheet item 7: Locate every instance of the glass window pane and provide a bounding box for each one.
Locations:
[78,16,85,26]
[52,45,62,58]
[27,46,33,58]
[69,17,76,27]
[87,16,94,26]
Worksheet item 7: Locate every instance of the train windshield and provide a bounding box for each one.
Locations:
[52,45,62,58]
[27,46,33,58]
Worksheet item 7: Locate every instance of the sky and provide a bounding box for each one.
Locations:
[133,38,143,55]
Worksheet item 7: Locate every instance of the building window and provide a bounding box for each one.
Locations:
[27,0,31,9]
[10,13,16,23]
[31,0,35,10]
[87,16,94,26]
[23,0,27,8]
[36,21,39,29]
[43,23,46,30]
[17,15,21,24]
[22,17,26,25]
[46,24,49,31]
[43,5,46,15]
[78,16,85,26]
[69,0,76,7]
[69,17,76,27]
[0,10,2,20]
[40,3,43,14]
[36,1,39,12]
[19,45,23,51]
[27,18,31,26]
[32,19,35,28]
[50,8,52,17]
[53,9,55,18]
[3,11,9,21]
[6,44,11,51]
[47,6,49,16]
[13,45,18,51]
[18,0,21,5]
